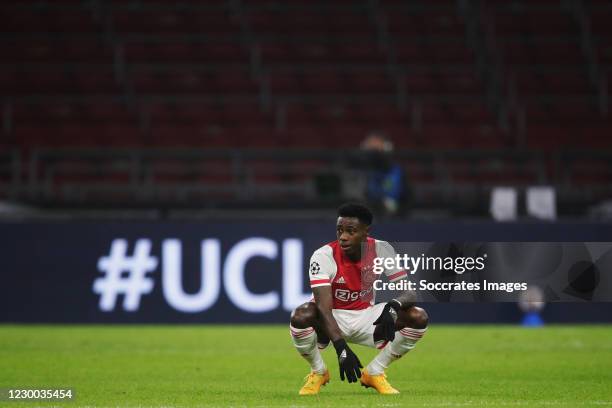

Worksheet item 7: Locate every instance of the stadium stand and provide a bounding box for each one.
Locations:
[0,0,610,215]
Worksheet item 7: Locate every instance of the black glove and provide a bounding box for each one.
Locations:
[333,339,363,383]
[373,300,401,342]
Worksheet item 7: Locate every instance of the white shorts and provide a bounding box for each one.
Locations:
[331,303,387,348]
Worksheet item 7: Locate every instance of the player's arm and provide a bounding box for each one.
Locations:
[381,255,416,312]
[312,286,363,383]
[312,285,343,342]
[378,241,417,310]
[374,241,417,340]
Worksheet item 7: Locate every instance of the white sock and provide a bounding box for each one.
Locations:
[290,325,327,374]
[367,327,427,375]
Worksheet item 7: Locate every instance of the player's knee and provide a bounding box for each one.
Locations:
[290,302,318,329]
[407,306,429,329]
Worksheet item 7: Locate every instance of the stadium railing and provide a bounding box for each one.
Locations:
[0,147,608,218]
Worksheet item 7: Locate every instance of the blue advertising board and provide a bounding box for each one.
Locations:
[1,221,612,323]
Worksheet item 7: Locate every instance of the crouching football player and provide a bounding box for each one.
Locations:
[289,203,428,395]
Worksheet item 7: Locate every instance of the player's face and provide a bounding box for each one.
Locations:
[336,217,368,257]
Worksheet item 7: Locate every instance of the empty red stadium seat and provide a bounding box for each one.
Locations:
[2,40,114,64]
[123,41,247,64]
[112,9,238,35]
[421,125,468,149]
[150,125,236,148]
[1,9,99,33]
[347,72,396,93]
[353,103,408,126]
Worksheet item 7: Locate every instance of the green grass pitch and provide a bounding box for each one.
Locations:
[1,324,611,407]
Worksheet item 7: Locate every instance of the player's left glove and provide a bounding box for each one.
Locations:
[373,299,402,342]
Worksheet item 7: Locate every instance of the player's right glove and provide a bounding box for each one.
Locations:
[333,339,363,383]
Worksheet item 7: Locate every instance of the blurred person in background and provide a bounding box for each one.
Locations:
[360,132,409,217]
